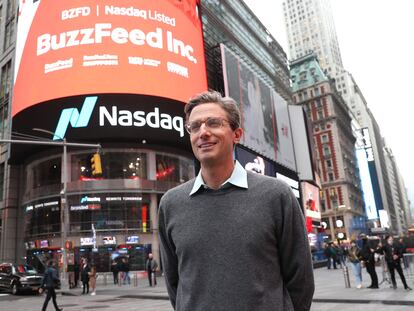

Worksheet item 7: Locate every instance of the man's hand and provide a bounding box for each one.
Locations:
[38,288,43,294]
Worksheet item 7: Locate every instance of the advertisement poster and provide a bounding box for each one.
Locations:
[221,44,295,170]
[301,182,321,219]
[13,0,207,116]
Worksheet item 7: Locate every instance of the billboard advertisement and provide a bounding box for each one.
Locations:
[356,148,378,220]
[13,0,207,117]
[235,146,274,177]
[301,182,321,220]
[221,44,295,170]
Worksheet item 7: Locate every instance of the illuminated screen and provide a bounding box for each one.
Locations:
[13,0,207,117]
[356,148,378,220]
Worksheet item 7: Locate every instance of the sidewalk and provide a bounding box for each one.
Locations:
[313,264,414,305]
[60,266,414,305]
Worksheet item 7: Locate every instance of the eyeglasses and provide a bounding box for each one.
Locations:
[185,117,230,134]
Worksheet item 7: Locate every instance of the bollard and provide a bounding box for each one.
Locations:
[343,265,350,288]
[133,272,138,287]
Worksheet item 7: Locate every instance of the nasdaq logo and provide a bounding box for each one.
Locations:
[53,96,97,140]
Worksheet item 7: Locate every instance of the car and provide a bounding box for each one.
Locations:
[0,263,44,294]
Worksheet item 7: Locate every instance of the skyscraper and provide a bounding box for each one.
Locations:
[282,0,344,79]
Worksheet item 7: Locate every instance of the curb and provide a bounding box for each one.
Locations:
[313,298,414,306]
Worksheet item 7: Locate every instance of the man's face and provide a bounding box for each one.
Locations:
[188,103,242,167]
[387,237,393,245]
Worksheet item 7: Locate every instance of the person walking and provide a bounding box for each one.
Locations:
[74,260,79,288]
[146,253,158,287]
[120,258,130,285]
[158,91,314,311]
[80,258,91,294]
[324,243,333,269]
[88,264,97,295]
[381,235,412,290]
[40,261,62,311]
[347,240,363,288]
[360,234,379,289]
[111,260,119,285]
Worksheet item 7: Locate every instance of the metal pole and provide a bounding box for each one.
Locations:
[60,138,69,291]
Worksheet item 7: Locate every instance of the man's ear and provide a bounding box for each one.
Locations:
[233,127,243,144]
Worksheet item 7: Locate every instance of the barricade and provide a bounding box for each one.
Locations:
[403,253,414,278]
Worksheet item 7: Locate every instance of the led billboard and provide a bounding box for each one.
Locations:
[301,182,321,220]
[356,148,378,220]
[13,0,207,117]
[221,44,295,170]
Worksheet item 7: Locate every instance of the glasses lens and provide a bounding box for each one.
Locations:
[188,121,201,133]
[206,118,223,128]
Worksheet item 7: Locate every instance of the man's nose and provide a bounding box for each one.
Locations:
[198,122,211,137]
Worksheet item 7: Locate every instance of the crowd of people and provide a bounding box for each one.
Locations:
[324,234,412,291]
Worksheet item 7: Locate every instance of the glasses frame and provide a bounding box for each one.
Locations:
[185,117,230,134]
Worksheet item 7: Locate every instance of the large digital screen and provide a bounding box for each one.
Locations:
[356,148,378,220]
[301,182,321,220]
[13,0,207,117]
[221,44,295,170]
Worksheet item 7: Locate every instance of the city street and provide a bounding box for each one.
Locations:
[1,266,413,310]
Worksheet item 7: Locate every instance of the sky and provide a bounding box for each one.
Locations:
[244,0,414,213]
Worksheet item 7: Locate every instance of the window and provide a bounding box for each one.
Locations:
[328,172,334,181]
[323,147,330,157]
[0,163,4,201]
[321,134,328,143]
[4,0,16,50]
[326,159,332,168]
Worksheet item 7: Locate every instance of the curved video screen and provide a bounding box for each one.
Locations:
[13,0,207,117]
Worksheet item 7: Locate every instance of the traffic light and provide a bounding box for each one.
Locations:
[91,153,102,176]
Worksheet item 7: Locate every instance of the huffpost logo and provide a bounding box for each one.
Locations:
[53,96,97,140]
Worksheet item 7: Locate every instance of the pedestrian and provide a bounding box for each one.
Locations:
[39,260,62,311]
[158,91,315,311]
[88,264,97,295]
[360,234,379,289]
[329,242,338,269]
[120,258,130,285]
[381,235,412,290]
[324,243,333,269]
[396,237,409,269]
[111,260,118,284]
[146,253,158,287]
[74,260,79,288]
[80,258,91,294]
[347,240,363,288]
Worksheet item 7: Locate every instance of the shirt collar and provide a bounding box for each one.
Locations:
[189,160,248,196]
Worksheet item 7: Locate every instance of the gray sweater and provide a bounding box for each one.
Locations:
[159,172,314,311]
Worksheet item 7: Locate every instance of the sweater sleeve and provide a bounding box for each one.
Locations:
[158,197,179,309]
[276,185,315,311]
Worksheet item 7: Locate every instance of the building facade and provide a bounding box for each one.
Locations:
[290,54,365,241]
[282,0,344,79]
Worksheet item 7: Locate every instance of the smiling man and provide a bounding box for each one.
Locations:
[158,91,314,311]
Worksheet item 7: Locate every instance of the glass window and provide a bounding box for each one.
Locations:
[156,154,195,182]
[29,157,61,189]
[68,194,150,232]
[71,151,147,181]
[24,199,61,237]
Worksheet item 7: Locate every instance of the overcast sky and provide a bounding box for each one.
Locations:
[244,0,414,212]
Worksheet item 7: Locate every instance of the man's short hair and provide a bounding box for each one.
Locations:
[184,90,241,131]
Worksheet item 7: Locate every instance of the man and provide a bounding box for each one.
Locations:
[381,235,412,290]
[40,261,62,311]
[146,253,159,287]
[158,91,314,311]
[80,258,90,294]
[360,234,379,289]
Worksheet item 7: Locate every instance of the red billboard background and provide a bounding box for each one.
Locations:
[13,0,207,117]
